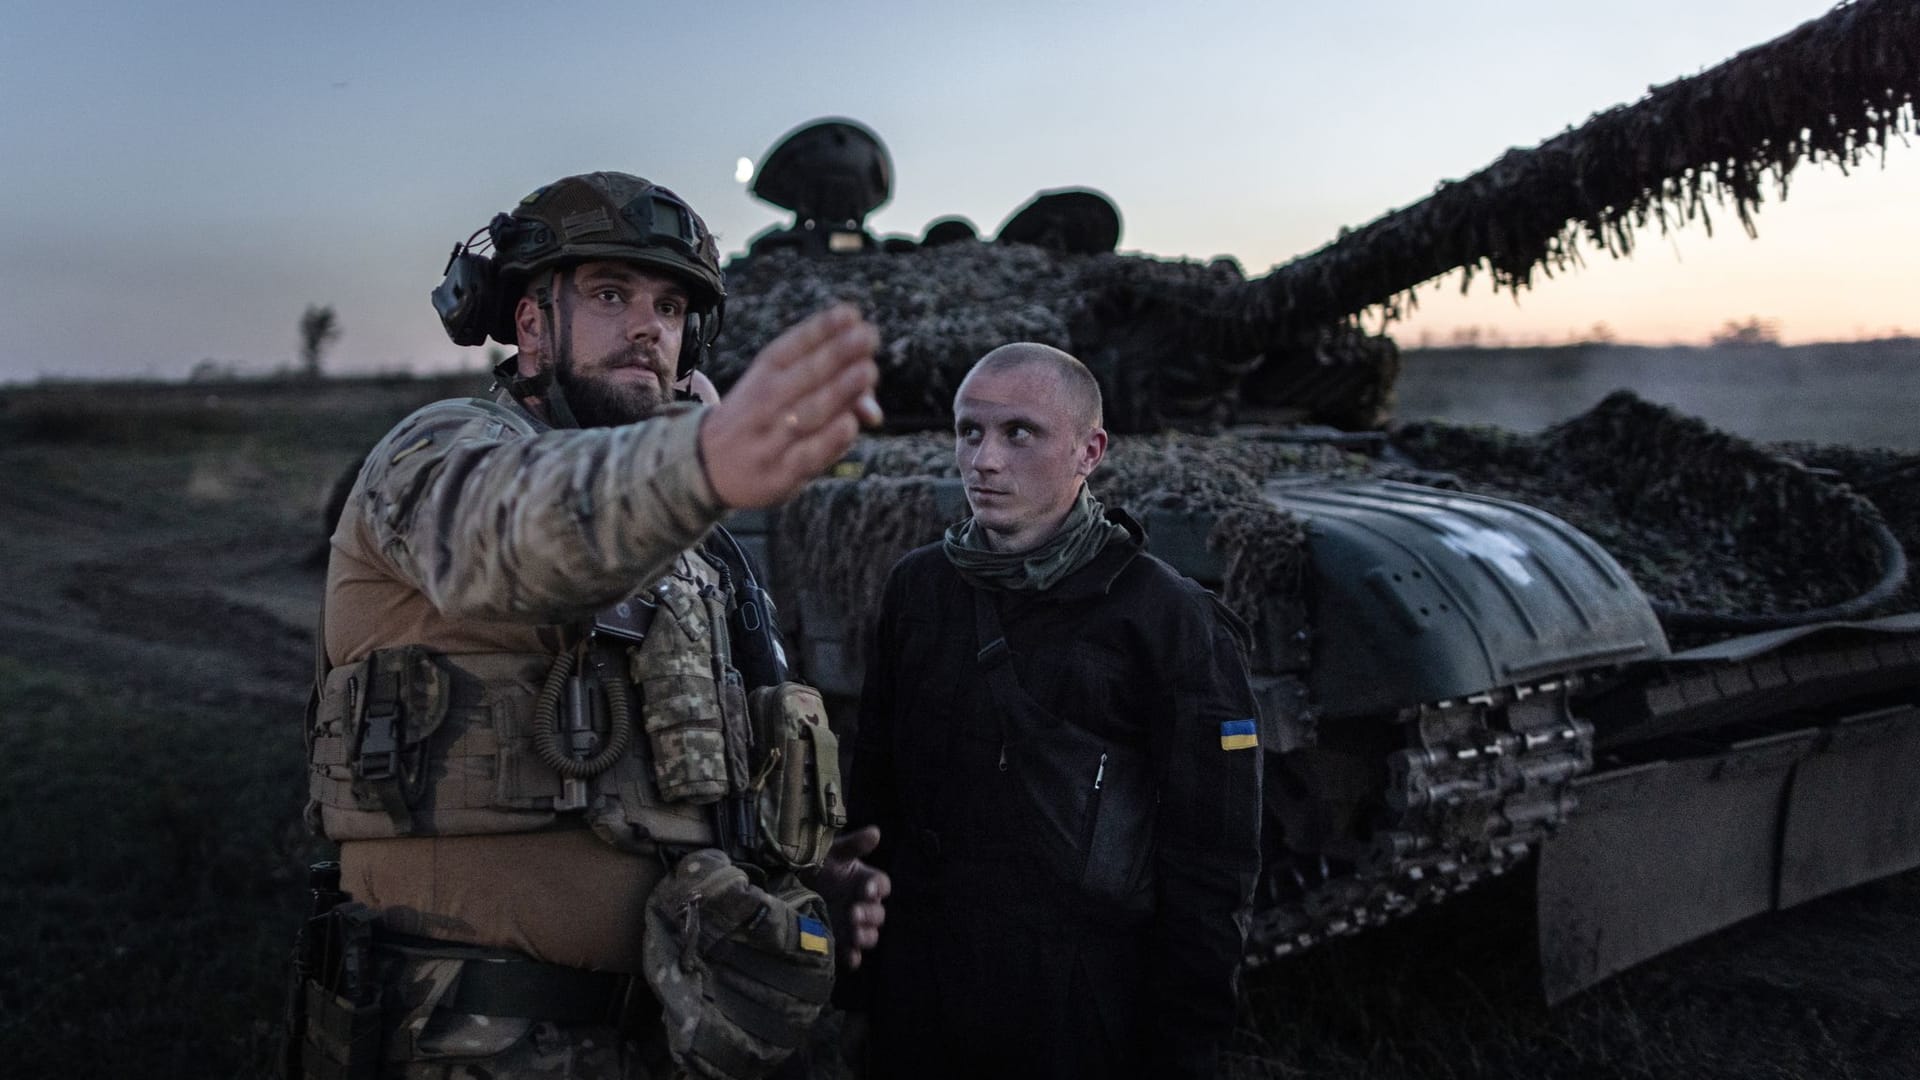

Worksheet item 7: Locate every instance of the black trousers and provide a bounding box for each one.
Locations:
[863,896,1150,1080]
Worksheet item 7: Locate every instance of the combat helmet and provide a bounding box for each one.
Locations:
[434,172,727,370]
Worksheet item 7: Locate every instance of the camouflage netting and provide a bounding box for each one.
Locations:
[770,473,950,649]
[1393,392,1901,631]
[711,244,1258,432]
[775,392,1911,675]
[1141,0,1920,331]
[1770,442,1920,614]
[771,433,1385,666]
[708,2,1915,442]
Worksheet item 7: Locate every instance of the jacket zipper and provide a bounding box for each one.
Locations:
[1078,751,1109,884]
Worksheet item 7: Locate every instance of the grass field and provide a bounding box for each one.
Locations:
[4,370,1919,1078]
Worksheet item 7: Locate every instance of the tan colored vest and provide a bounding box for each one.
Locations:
[308,555,734,853]
[308,396,748,854]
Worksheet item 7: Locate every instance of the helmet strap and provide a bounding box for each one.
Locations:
[492,270,583,429]
[538,270,585,429]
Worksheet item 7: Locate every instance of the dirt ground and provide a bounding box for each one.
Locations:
[4,372,1919,1079]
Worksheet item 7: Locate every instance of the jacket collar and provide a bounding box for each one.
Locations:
[494,384,553,433]
[1042,507,1146,602]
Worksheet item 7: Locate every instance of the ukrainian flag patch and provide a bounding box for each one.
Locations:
[797,915,831,955]
[1219,719,1258,751]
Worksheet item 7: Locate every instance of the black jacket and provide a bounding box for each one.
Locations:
[849,514,1262,1079]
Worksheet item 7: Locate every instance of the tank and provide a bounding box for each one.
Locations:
[713,0,1920,1001]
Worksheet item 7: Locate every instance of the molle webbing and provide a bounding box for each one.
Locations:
[307,648,716,850]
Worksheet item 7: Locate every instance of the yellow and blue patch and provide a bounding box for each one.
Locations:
[797,915,831,956]
[1219,719,1259,751]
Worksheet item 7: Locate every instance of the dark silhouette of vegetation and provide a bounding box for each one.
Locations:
[298,304,341,377]
[1712,316,1783,346]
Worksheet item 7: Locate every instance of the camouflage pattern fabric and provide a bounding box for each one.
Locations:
[628,555,736,805]
[642,851,835,1079]
[334,394,724,641]
[372,946,671,1080]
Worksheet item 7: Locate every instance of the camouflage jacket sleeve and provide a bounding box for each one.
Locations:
[349,398,726,623]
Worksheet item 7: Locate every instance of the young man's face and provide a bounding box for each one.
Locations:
[520,260,690,426]
[953,363,1106,553]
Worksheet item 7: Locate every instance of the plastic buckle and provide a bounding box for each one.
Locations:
[358,705,400,781]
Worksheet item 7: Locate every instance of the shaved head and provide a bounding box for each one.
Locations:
[953,342,1110,551]
[964,343,1103,434]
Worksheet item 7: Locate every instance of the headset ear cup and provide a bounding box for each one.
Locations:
[431,249,504,347]
[678,301,725,378]
[677,311,707,378]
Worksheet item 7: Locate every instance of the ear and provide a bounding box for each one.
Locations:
[514,294,550,377]
[1076,427,1108,480]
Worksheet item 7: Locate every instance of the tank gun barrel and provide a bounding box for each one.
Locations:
[1210,0,1920,335]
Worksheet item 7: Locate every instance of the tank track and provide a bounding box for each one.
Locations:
[1245,678,1591,965]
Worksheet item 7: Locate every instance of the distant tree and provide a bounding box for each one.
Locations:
[1710,316,1781,347]
[300,305,341,377]
[188,358,234,382]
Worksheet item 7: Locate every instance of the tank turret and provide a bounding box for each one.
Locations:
[707,0,1920,1003]
[716,0,1917,438]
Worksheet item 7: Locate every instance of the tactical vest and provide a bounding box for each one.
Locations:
[306,401,844,866]
[308,556,727,851]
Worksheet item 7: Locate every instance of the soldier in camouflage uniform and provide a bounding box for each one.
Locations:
[291,172,889,1080]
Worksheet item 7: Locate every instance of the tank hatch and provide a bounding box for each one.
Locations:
[995,188,1121,254]
[748,117,893,256]
[1269,478,1669,718]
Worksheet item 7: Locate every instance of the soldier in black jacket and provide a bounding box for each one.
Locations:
[848,342,1262,1079]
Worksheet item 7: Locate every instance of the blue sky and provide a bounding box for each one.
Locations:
[2,0,1913,381]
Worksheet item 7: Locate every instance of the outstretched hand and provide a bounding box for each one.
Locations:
[807,825,890,971]
[698,304,882,509]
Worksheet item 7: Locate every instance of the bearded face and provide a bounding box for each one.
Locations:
[556,341,670,426]
[522,261,691,428]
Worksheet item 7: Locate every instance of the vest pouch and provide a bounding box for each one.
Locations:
[630,578,731,805]
[746,683,846,871]
[308,646,452,836]
[292,901,384,1080]
[642,849,835,1080]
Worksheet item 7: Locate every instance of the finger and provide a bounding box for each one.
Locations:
[828,825,884,861]
[731,320,876,439]
[783,357,879,439]
[779,368,876,455]
[779,414,861,482]
[764,321,878,409]
[753,304,862,374]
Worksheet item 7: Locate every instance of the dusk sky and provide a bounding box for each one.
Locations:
[3,0,1914,383]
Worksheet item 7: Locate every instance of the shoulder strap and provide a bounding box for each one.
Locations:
[970,588,1065,756]
[971,588,1019,709]
[707,525,789,687]
[306,575,330,764]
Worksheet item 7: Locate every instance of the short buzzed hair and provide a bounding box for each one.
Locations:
[966,343,1104,432]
